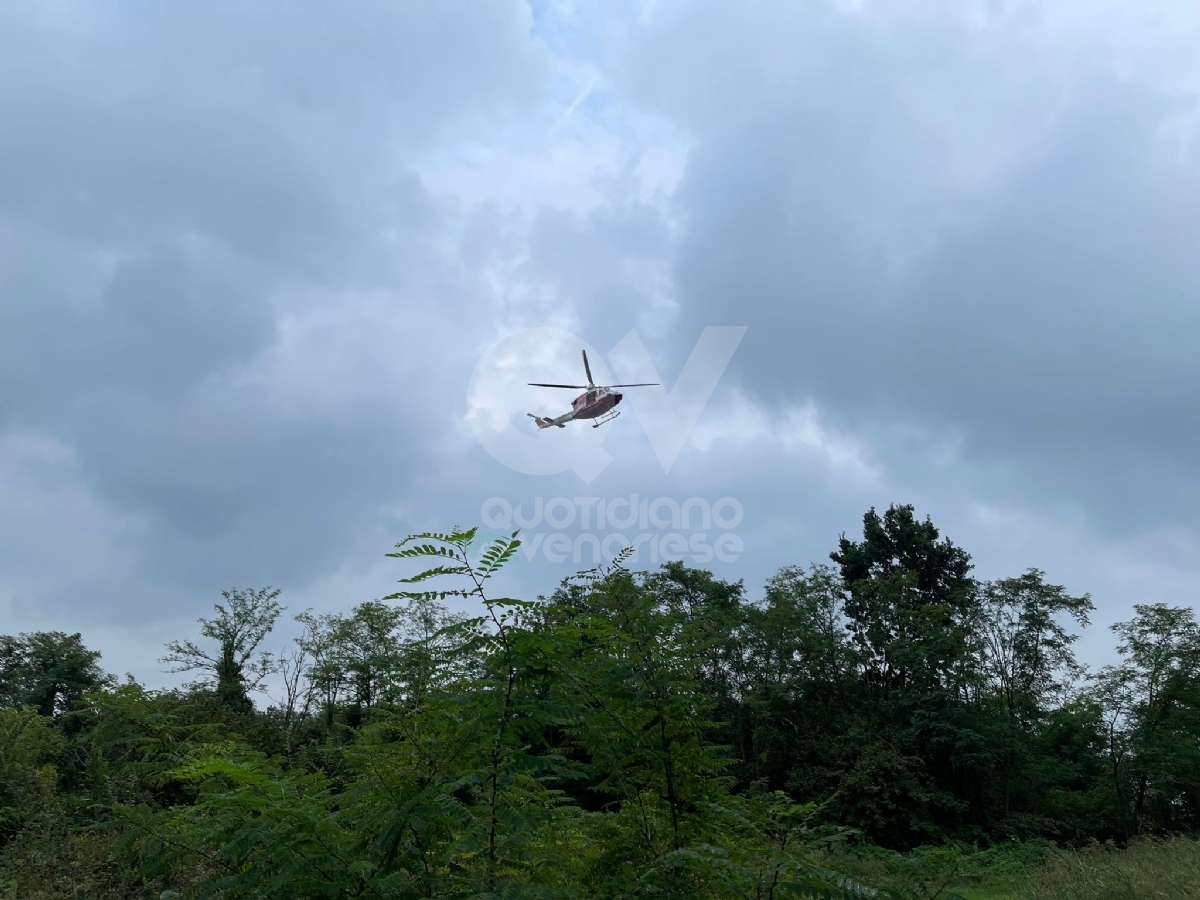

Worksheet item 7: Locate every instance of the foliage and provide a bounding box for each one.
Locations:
[0,707,65,843]
[831,504,975,695]
[3,504,1200,897]
[1090,604,1200,836]
[0,631,111,718]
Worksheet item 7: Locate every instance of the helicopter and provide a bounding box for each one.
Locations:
[527,350,657,430]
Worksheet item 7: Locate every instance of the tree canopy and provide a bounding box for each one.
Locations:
[3,504,1200,899]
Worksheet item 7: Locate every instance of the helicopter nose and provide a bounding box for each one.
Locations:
[614,393,623,404]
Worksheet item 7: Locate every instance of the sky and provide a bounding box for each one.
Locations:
[2,0,1199,692]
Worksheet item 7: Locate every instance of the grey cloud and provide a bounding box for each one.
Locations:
[520,202,674,348]
[85,244,275,397]
[0,2,539,277]
[4,0,1198,688]
[0,2,551,613]
[611,3,1200,535]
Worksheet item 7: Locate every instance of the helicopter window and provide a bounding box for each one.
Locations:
[587,391,596,403]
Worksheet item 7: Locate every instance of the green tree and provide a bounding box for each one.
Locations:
[974,570,1094,832]
[121,530,880,900]
[643,562,754,772]
[831,504,976,694]
[979,569,1093,723]
[0,706,66,845]
[750,564,852,691]
[738,564,856,798]
[826,505,988,846]
[161,587,284,712]
[296,601,407,713]
[552,567,730,859]
[0,631,111,718]
[295,597,468,721]
[1095,603,1200,835]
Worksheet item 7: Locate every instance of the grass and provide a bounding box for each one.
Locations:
[822,837,1200,900]
[822,840,1049,899]
[1028,837,1200,900]
[5,819,1199,899]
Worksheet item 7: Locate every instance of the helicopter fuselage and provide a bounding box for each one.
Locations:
[571,387,622,419]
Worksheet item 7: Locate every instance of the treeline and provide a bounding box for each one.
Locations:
[2,504,1199,899]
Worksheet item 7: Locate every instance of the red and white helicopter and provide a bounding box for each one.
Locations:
[527,350,657,430]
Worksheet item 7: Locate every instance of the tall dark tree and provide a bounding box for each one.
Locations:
[0,631,111,717]
[830,504,976,694]
[826,505,986,846]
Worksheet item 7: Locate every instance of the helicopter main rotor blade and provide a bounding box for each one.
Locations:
[528,383,587,389]
[602,383,659,388]
[582,349,594,386]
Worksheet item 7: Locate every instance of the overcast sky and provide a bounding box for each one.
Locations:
[3,0,1199,689]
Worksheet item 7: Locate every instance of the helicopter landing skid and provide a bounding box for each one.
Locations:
[592,410,621,428]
